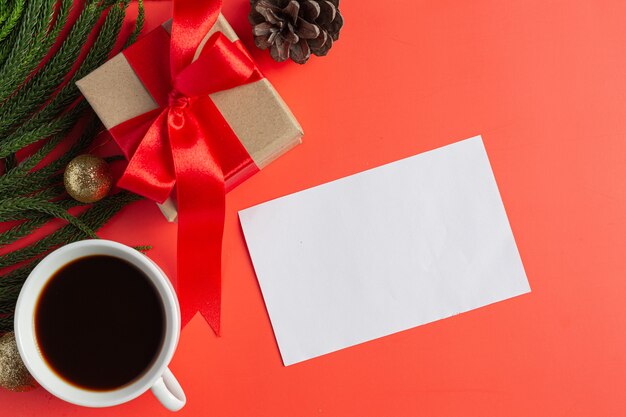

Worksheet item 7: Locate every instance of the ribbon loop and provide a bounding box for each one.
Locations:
[117,110,176,204]
[173,33,261,98]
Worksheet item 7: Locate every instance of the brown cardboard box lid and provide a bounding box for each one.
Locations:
[76,14,303,221]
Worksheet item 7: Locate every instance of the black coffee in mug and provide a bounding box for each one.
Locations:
[35,255,165,391]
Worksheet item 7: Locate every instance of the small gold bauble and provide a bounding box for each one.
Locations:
[0,332,37,392]
[64,155,113,203]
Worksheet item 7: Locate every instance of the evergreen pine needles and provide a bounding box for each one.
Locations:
[0,0,25,43]
[0,0,146,332]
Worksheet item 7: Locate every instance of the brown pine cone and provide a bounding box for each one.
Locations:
[249,0,344,64]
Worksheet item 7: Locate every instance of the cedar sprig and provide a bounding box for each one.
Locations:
[0,187,76,224]
[0,187,71,223]
[0,134,64,186]
[0,2,128,145]
[0,263,37,292]
[0,191,141,326]
[0,0,114,135]
[0,197,97,238]
[0,102,88,159]
[124,0,143,47]
[0,114,99,198]
[0,0,50,68]
[0,198,81,248]
[0,0,146,328]
[0,191,141,276]
[0,0,61,102]
[0,0,25,43]
[0,0,130,154]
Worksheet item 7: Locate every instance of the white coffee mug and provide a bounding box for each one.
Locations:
[14,240,186,411]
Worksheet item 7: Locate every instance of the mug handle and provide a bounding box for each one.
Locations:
[150,367,186,411]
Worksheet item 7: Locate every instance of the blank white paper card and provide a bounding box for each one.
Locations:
[239,136,530,366]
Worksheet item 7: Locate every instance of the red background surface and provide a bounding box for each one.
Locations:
[2,0,626,415]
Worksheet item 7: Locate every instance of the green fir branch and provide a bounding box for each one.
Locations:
[0,199,83,248]
[3,154,17,171]
[0,194,143,330]
[0,0,61,103]
[0,197,97,238]
[0,0,101,134]
[133,245,152,253]
[0,102,88,159]
[0,262,36,290]
[0,174,65,207]
[0,116,98,198]
[0,0,128,141]
[0,188,78,223]
[5,134,64,178]
[0,0,9,27]
[125,0,145,48]
[0,316,13,331]
[0,191,140,272]
[0,0,144,330]
[0,30,14,64]
[0,0,25,43]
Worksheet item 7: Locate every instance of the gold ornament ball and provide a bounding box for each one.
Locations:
[64,155,113,203]
[0,332,37,392]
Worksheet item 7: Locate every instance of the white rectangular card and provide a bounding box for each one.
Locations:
[239,136,530,366]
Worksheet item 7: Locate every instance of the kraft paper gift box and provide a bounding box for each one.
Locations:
[77,14,303,221]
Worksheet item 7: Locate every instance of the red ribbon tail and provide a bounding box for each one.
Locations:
[178,191,224,335]
[170,105,225,336]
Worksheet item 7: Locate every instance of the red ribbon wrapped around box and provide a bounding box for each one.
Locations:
[77,0,303,335]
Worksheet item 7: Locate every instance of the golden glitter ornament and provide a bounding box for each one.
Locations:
[0,332,37,392]
[64,155,113,203]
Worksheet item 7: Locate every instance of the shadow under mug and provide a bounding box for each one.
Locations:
[14,240,186,411]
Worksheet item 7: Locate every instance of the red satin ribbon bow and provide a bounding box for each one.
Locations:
[109,0,262,335]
